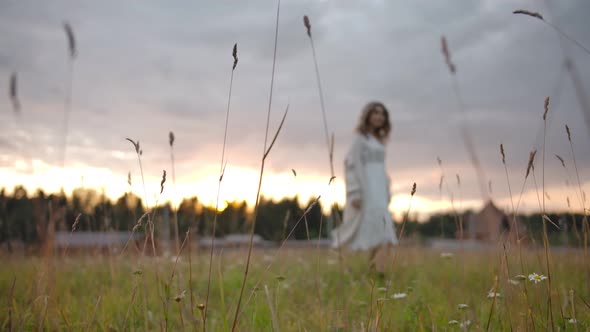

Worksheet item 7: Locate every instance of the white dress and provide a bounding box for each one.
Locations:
[331,133,398,250]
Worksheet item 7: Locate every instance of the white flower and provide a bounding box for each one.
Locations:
[460,320,471,328]
[174,290,186,302]
[528,273,547,284]
[440,252,454,259]
[458,303,469,310]
[392,293,407,299]
[568,318,577,324]
[508,279,520,285]
[377,287,388,292]
[448,320,459,325]
[487,289,501,298]
[170,256,181,263]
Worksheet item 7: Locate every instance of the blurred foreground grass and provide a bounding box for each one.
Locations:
[1,246,588,331]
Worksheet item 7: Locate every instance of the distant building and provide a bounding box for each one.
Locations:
[197,234,273,248]
[54,231,139,254]
[463,200,527,243]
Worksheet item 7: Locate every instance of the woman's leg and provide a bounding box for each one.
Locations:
[368,245,379,270]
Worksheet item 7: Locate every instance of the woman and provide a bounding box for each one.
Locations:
[331,101,398,270]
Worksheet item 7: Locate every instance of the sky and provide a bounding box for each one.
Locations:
[0,0,589,220]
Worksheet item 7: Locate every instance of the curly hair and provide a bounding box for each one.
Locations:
[355,101,392,141]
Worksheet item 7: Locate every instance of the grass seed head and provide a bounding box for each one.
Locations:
[72,213,81,231]
[513,9,544,20]
[125,138,140,154]
[441,36,456,74]
[526,149,537,178]
[232,43,238,70]
[9,72,20,113]
[160,170,167,194]
[303,15,311,37]
[555,154,565,168]
[543,96,550,120]
[63,22,77,59]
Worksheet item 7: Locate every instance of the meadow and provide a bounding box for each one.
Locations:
[1,246,588,331]
[2,2,590,331]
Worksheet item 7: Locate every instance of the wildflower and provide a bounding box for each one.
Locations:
[392,293,407,299]
[448,320,459,325]
[460,320,472,328]
[568,318,577,324]
[174,290,186,302]
[377,287,387,292]
[458,303,469,310]
[528,273,547,284]
[487,289,501,298]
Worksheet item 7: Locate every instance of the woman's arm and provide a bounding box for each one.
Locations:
[345,134,366,208]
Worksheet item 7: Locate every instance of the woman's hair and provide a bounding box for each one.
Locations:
[355,101,392,141]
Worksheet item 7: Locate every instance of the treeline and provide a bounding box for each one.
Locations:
[0,186,587,250]
[0,186,327,249]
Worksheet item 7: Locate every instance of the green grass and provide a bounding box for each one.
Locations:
[1,247,588,331]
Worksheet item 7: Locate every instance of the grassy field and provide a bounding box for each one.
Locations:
[1,246,588,331]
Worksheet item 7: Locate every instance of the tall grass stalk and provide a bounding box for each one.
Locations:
[302,17,344,285]
[541,96,556,331]
[204,42,238,331]
[85,295,101,332]
[389,183,416,271]
[125,138,164,329]
[440,36,488,200]
[60,22,76,170]
[565,125,589,282]
[168,132,180,257]
[513,10,590,56]
[231,1,285,328]
[515,8,590,135]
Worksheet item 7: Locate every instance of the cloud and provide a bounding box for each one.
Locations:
[0,0,589,215]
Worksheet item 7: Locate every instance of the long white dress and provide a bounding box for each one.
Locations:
[331,133,398,250]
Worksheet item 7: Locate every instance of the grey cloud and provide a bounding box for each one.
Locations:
[1,0,589,213]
